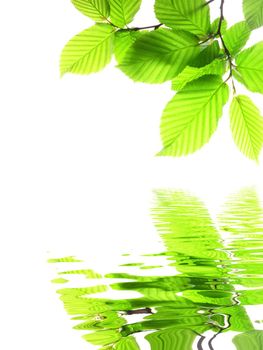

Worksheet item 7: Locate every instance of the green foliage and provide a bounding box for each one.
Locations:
[160,76,229,156]
[243,0,263,29]
[233,331,263,350]
[60,24,114,76]
[154,0,210,37]
[110,0,142,28]
[235,42,263,94]
[71,0,110,21]
[223,21,251,56]
[230,95,263,161]
[118,29,200,83]
[171,59,226,91]
[61,0,263,161]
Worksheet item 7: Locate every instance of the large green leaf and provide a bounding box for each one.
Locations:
[230,95,263,161]
[235,42,263,94]
[119,29,200,83]
[243,0,263,29]
[233,331,263,350]
[146,328,197,350]
[172,59,225,91]
[159,76,229,156]
[110,0,142,28]
[71,0,110,21]
[60,24,115,76]
[223,21,251,56]
[114,30,142,64]
[154,0,210,37]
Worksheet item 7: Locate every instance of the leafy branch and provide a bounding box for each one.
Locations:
[60,0,263,161]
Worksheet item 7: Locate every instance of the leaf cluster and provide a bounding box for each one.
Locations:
[61,0,263,161]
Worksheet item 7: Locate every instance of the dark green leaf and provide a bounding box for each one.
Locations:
[114,30,142,64]
[119,29,200,83]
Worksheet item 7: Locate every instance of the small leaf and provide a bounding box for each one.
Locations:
[115,337,140,350]
[83,330,121,346]
[235,42,263,94]
[243,0,263,29]
[223,21,251,56]
[210,18,227,35]
[60,24,115,76]
[159,75,229,156]
[154,0,210,36]
[71,0,110,21]
[230,95,263,161]
[192,40,220,67]
[109,0,142,28]
[114,30,142,64]
[119,29,200,84]
[172,59,225,91]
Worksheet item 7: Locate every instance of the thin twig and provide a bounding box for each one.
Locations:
[216,0,237,93]
[128,23,163,31]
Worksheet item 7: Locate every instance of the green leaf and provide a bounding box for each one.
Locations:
[233,331,263,350]
[119,29,200,83]
[60,24,115,76]
[71,0,110,21]
[223,21,251,56]
[230,95,263,161]
[115,337,140,350]
[83,330,121,346]
[243,0,263,29]
[114,30,142,64]
[159,75,229,156]
[235,42,263,94]
[146,328,197,350]
[172,59,226,91]
[154,0,210,36]
[191,40,220,67]
[210,17,227,35]
[110,0,142,28]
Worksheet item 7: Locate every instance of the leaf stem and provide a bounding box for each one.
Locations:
[216,0,237,93]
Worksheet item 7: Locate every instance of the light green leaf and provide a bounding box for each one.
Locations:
[154,0,210,36]
[71,0,110,21]
[223,21,251,56]
[119,29,200,83]
[114,30,142,64]
[60,24,115,76]
[230,95,263,161]
[233,331,263,350]
[243,0,263,29]
[83,330,121,346]
[115,336,140,350]
[210,17,227,35]
[159,75,229,156]
[235,42,263,93]
[146,328,197,350]
[172,59,226,91]
[110,0,142,28]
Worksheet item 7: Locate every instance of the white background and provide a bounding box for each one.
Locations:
[0,0,263,349]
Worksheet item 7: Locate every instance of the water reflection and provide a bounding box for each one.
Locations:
[49,189,263,349]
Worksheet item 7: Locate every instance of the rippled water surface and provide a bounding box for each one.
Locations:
[49,189,263,349]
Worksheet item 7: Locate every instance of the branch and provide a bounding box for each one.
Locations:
[128,23,163,31]
[216,0,236,93]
